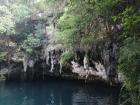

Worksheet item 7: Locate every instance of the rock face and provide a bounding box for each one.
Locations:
[0,42,121,85]
[0,60,23,80]
[0,10,122,86]
[0,38,121,85]
[71,61,107,80]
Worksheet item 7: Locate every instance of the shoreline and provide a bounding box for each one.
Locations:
[4,73,122,88]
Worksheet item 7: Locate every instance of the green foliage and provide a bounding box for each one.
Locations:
[80,36,95,49]
[10,4,31,22]
[121,7,140,30]
[118,39,140,105]
[34,0,47,11]
[117,3,140,105]
[0,1,31,34]
[60,51,73,65]
[114,6,140,41]
[0,0,45,56]
[94,0,119,22]
[23,33,41,54]
[118,40,140,88]
[54,0,120,50]
[54,12,80,48]
[34,0,56,11]
[57,13,79,30]
[0,6,15,34]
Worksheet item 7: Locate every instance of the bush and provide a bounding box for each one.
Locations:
[60,51,73,65]
[118,39,140,105]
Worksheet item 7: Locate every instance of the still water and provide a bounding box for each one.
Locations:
[0,81,119,105]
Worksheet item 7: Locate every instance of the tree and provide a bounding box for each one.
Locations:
[116,1,140,105]
[0,0,31,61]
[0,6,15,34]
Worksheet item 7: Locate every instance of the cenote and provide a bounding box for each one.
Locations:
[0,81,120,105]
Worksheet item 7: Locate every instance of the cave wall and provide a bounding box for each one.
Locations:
[0,11,122,85]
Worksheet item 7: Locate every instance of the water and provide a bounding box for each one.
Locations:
[0,81,120,105]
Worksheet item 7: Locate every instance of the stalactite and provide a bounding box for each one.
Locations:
[23,54,28,72]
[44,45,49,65]
[83,54,89,70]
[50,50,53,72]
[59,63,62,74]
[28,60,34,68]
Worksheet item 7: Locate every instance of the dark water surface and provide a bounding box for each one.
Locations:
[0,81,120,105]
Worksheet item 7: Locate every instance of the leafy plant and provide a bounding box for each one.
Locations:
[118,39,140,105]
[60,51,73,65]
[23,33,41,54]
[0,6,15,34]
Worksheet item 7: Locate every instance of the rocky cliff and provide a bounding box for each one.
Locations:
[0,10,123,86]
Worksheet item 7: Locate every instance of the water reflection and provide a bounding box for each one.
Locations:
[0,81,119,105]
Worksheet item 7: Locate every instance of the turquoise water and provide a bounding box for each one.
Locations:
[0,81,119,105]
